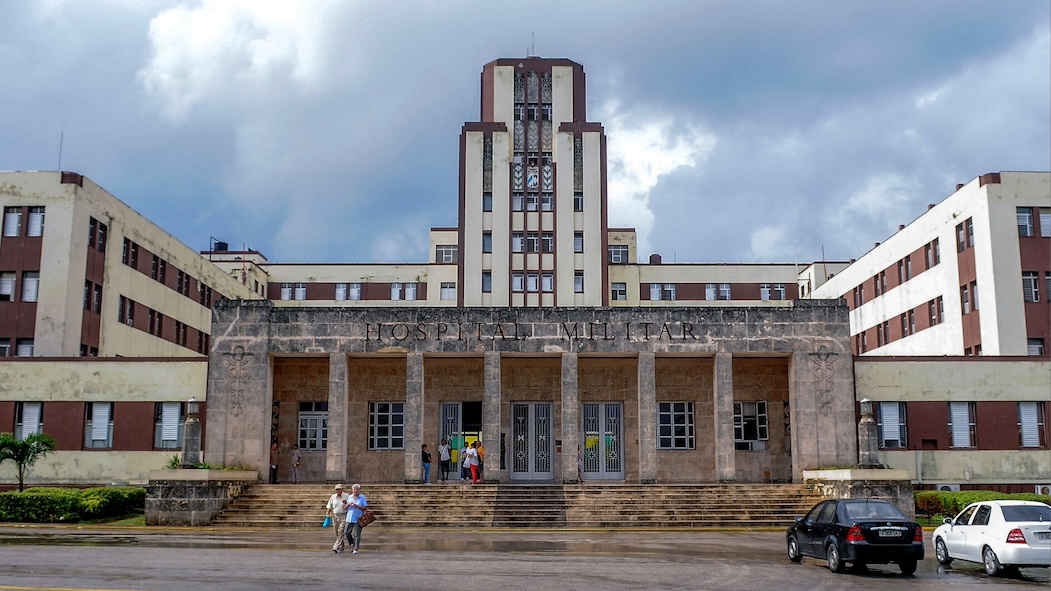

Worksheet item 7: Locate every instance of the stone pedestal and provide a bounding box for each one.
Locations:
[803,468,914,520]
[145,469,259,526]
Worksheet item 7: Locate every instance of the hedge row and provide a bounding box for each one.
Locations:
[915,490,1051,517]
[0,487,145,523]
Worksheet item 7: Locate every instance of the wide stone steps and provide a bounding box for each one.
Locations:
[212,484,823,529]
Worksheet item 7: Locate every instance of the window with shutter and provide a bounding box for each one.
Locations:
[949,402,974,448]
[22,272,39,302]
[1018,402,1042,448]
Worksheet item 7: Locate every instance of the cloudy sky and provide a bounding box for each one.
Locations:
[2,1,1048,265]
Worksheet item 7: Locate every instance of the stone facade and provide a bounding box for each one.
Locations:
[205,300,856,484]
[144,470,258,526]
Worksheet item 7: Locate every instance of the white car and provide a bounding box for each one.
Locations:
[933,500,1051,576]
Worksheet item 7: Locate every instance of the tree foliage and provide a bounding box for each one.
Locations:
[0,432,57,492]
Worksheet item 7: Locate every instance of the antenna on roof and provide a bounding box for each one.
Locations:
[57,131,64,171]
[531,32,535,56]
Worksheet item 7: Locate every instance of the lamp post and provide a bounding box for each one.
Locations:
[857,397,883,469]
[180,397,202,468]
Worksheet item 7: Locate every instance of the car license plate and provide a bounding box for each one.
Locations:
[1037,532,1051,541]
[878,529,901,537]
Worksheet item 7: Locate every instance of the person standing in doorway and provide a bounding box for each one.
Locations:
[466,441,480,484]
[438,438,451,482]
[290,444,302,484]
[269,442,279,484]
[325,484,350,553]
[421,443,432,484]
[476,439,486,480]
[346,483,368,554]
[577,445,585,484]
[460,442,470,481]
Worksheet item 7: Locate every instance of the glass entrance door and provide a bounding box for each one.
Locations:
[582,402,624,480]
[510,402,552,480]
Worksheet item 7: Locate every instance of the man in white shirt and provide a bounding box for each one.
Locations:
[325,484,351,553]
[438,439,451,481]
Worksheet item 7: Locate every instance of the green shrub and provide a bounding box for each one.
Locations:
[915,490,1051,518]
[0,487,145,523]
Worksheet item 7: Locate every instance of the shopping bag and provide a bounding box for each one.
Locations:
[322,515,332,528]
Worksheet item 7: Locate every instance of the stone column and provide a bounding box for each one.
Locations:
[482,351,502,483]
[560,352,580,483]
[325,353,348,483]
[637,352,657,484]
[790,342,857,479]
[404,352,425,483]
[714,351,736,482]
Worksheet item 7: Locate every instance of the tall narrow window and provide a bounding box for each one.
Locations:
[154,402,184,449]
[876,402,906,448]
[526,232,540,252]
[658,402,695,450]
[294,283,306,301]
[348,283,361,301]
[280,283,292,300]
[0,272,15,302]
[1040,207,1051,237]
[760,284,771,301]
[573,192,584,212]
[573,271,584,293]
[948,401,976,448]
[573,231,584,253]
[526,273,539,292]
[541,232,554,253]
[15,402,43,440]
[663,284,676,301]
[1017,207,1034,237]
[299,402,329,450]
[512,192,524,211]
[481,271,492,293]
[404,283,417,301]
[733,401,768,451]
[719,283,731,300]
[541,273,554,292]
[960,285,971,314]
[1018,402,1046,448]
[1022,272,1040,302]
[512,273,524,292]
[482,232,492,254]
[705,283,716,301]
[390,282,402,301]
[956,222,966,252]
[85,402,114,448]
[482,192,493,212]
[335,283,347,301]
[27,207,44,237]
[650,283,662,301]
[512,233,524,253]
[773,283,786,300]
[368,402,404,450]
[2,207,20,236]
[440,282,456,301]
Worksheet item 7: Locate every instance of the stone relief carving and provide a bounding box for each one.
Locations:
[809,345,837,417]
[226,345,251,417]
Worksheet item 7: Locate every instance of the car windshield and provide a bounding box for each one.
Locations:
[842,501,905,521]
[1001,505,1051,523]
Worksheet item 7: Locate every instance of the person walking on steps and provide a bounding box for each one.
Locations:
[290,444,302,484]
[269,442,279,484]
[438,438,451,482]
[345,484,368,554]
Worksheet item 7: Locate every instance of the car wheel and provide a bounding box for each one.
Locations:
[787,535,803,563]
[934,538,952,565]
[899,559,917,575]
[826,543,845,573]
[982,546,1003,577]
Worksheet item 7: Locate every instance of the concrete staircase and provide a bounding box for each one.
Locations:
[212,483,824,529]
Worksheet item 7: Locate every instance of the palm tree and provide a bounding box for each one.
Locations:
[0,432,57,492]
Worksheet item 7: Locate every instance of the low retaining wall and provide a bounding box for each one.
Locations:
[803,468,914,520]
[145,470,258,526]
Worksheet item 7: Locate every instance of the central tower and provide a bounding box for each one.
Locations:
[457,57,609,306]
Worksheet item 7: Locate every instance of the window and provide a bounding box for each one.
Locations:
[933,238,941,265]
[16,338,33,357]
[349,283,361,301]
[1041,208,1051,237]
[541,192,553,211]
[482,192,493,212]
[650,283,662,301]
[0,338,8,356]
[1018,207,1034,237]
[966,218,974,247]
[705,283,716,301]
[482,232,492,254]
[368,402,404,450]
[541,232,554,253]
[404,283,417,301]
[280,283,292,300]
[1018,402,1046,448]
[440,282,456,301]
[733,401,768,450]
[541,273,553,292]
[84,402,114,448]
[512,273,524,292]
[611,282,627,301]
[608,244,629,264]
[948,401,976,448]
[299,401,329,450]
[0,272,14,301]
[294,283,306,301]
[908,309,915,334]
[574,271,584,293]
[527,105,539,121]
[512,232,524,253]
[390,282,402,300]
[97,222,107,252]
[1028,338,1045,356]
[877,322,885,347]
[900,313,909,337]
[924,244,933,270]
[773,284,786,300]
[719,283,731,301]
[526,192,539,211]
[971,281,979,311]
[859,283,865,304]
[573,231,583,253]
[92,284,103,314]
[157,260,166,284]
[154,402,184,449]
[122,238,130,264]
[1022,272,1040,302]
[436,245,457,263]
[481,271,492,293]
[15,402,43,440]
[513,103,525,120]
[541,104,552,121]
[573,192,584,212]
[760,284,771,301]
[876,402,907,449]
[956,222,966,252]
[526,273,539,292]
[663,284,676,301]
[512,192,524,211]
[896,260,904,284]
[658,402,695,449]
[526,232,540,253]
[151,255,159,280]
[335,283,347,301]
[27,207,44,237]
[960,284,971,314]
[3,207,20,236]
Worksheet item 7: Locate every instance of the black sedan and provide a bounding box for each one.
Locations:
[786,498,925,574]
